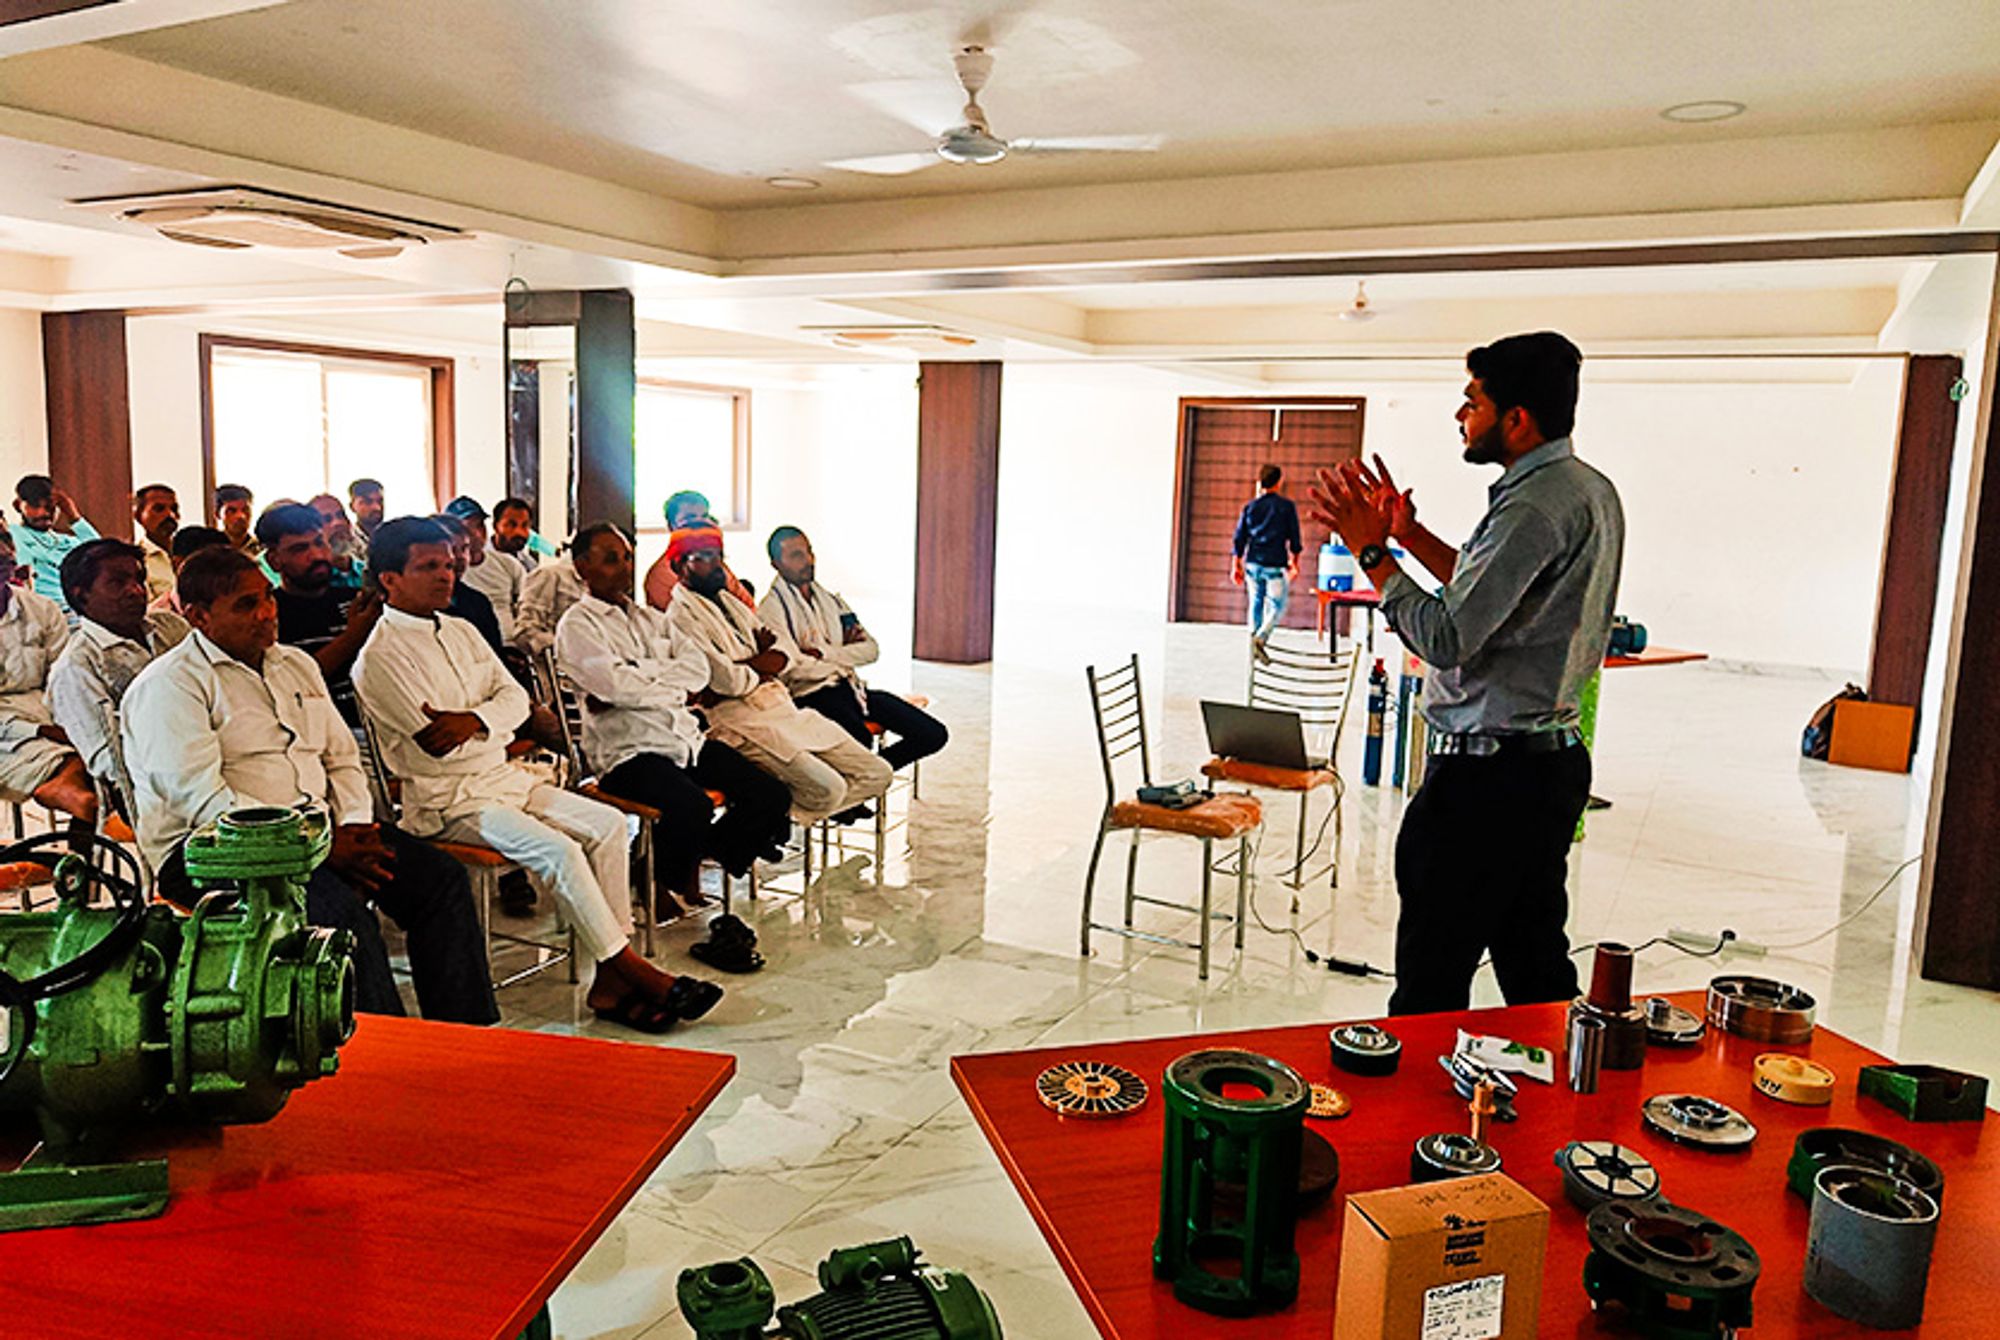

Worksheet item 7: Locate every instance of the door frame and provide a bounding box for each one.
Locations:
[1168,395,1367,622]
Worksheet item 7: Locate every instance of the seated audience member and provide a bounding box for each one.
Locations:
[761,525,947,774]
[215,484,259,555]
[308,493,367,589]
[348,477,385,540]
[490,496,545,572]
[122,548,497,1025]
[12,474,98,610]
[49,539,189,787]
[444,497,524,645]
[643,492,753,611]
[430,512,506,652]
[0,529,98,824]
[133,483,180,603]
[514,542,587,655]
[156,526,229,616]
[557,523,791,920]
[355,517,721,1032]
[258,503,381,701]
[665,527,890,824]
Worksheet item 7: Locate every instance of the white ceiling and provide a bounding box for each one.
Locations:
[101,0,2000,207]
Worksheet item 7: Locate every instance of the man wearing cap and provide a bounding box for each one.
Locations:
[665,527,890,825]
[445,496,525,643]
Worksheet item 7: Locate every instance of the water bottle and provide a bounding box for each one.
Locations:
[1317,542,1338,591]
[1392,654,1419,789]
[1362,658,1388,786]
[1325,540,1355,592]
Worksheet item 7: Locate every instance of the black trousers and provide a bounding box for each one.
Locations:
[796,684,948,771]
[599,740,793,893]
[160,827,499,1026]
[1386,744,1591,1016]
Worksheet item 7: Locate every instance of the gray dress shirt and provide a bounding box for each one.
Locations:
[1377,437,1624,736]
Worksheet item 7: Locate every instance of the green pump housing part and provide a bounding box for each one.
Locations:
[678,1236,1001,1340]
[0,805,355,1230]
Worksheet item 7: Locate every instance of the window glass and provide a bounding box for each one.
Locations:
[635,384,745,529]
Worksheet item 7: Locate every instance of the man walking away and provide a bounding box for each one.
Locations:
[1230,464,1301,662]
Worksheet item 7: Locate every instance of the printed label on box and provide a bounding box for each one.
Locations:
[1421,1273,1505,1340]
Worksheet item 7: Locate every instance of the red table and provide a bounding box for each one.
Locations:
[1315,588,1381,653]
[952,994,1996,1338]
[3,1015,735,1340]
[1605,646,1708,670]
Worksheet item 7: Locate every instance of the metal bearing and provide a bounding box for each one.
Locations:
[1642,996,1706,1046]
[1641,1093,1757,1151]
[1707,975,1816,1044]
[1329,1022,1401,1076]
[1411,1132,1503,1183]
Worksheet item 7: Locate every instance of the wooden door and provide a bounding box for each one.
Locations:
[1170,398,1365,626]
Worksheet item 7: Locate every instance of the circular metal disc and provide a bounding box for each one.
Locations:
[1753,1052,1837,1105]
[1413,1132,1503,1179]
[1707,975,1816,1044]
[1643,997,1707,1046]
[1330,1023,1402,1075]
[1556,1140,1663,1208]
[1641,1092,1757,1150]
[1307,1083,1351,1119]
[1036,1060,1148,1118]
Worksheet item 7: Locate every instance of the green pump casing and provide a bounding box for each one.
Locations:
[679,1236,1002,1339]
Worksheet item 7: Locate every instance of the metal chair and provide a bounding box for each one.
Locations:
[1203,642,1362,894]
[1080,655,1262,980]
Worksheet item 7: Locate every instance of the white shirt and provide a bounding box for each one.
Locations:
[354,606,535,834]
[121,631,368,870]
[555,593,708,774]
[758,579,880,698]
[139,536,175,604]
[514,561,586,655]
[0,587,70,744]
[666,582,849,762]
[461,548,526,644]
[48,611,189,781]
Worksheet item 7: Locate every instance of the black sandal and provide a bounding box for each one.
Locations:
[592,990,679,1034]
[689,937,764,974]
[665,974,726,1020]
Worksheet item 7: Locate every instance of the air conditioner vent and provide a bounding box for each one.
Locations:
[71,187,467,259]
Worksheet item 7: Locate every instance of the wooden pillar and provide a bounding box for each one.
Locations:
[40,310,132,535]
[1867,355,1963,706]
[574,290,635,538]
[1917,265,2000,989]
[913,361,1001,664]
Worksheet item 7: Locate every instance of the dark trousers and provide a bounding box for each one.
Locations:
[1386,744,1591,1016]
[796,684,948,772]
[599,741,793,893]
[160,827,499,1026]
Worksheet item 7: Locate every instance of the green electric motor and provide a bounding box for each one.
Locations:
[679,1236,1001,1339]
[1153,1048,1308,1316]
[0,805,356,1230]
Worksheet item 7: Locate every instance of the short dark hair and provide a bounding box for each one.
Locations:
[444,495,487,521]
[369,516,451,576]
[15,475,52,506]
[178,546,262,611]
[766,525,805,565]
[430,511,467,539]
[572,521,627,562]
[493,497,533,524]
[255,502,325,550]
[348,477,384,498]
[134,483,176,506]
[1258,464,1282,489]
[171,525,230,560]
[214,483,252,508]
[60,538,144,612]
[1466,331,1583,440]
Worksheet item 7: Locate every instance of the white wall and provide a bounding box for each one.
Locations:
[0,306,47,487]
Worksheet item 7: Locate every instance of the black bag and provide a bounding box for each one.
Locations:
[1802,684,1868,760]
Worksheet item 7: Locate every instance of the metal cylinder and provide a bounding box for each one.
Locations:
[1804,1165,1939,1329]
[1568,1013,1606,1094]
[1588,942,1636,1012]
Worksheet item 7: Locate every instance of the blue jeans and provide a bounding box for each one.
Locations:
[1244,562,1289,638]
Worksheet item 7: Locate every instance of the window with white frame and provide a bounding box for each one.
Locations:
[634,381,749,529]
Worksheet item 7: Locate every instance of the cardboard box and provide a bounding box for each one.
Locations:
[1828,699,1916,773]
[1331,1173,1548,1340]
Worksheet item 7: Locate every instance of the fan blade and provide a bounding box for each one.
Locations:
[845,78,967,136]
[1008,134,1165,155]
[822,151,941,176]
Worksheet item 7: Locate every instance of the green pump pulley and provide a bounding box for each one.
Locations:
[679,1236,1001,1339]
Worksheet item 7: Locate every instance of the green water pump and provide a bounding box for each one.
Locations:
[0,805,356,1230]
[679,1237,1002,1339]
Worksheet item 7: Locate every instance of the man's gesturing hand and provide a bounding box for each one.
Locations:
[413,702,486,756]
[1308,462,1392,553]
[329,823,397,894]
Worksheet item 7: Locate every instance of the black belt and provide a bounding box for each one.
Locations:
[1428,727,1583,758]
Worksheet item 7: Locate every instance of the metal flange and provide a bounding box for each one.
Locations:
[1706,976,1815,1044]
[1583,1199,1760,1340]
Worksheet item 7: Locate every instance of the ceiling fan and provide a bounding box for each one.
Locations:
[825,44,1162,176]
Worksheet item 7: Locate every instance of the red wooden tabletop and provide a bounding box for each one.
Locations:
[952,993,1996,1339]
[3,1014,734,1340]
[1315,588,1382,607]
[1604,646,1708,669]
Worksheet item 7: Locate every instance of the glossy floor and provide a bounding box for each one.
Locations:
[489,619,1987,1340]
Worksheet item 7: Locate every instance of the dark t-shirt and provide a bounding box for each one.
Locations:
[274,585,353,648]
[449,583,505,653]
[1232,492,1303,568]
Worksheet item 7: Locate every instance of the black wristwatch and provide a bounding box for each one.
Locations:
[1357,543,1390,572]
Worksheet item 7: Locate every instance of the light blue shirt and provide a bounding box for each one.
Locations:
[13,517,98,610]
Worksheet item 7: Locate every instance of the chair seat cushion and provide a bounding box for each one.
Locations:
[0,861,53,893]
[1110,793,1262,839]
[433,841,513,869]
[579,782,662,823]
[1201,757,1337,791]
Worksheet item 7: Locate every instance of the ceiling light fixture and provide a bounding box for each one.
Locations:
[765,176,821,190]
[1659,100,1746,123]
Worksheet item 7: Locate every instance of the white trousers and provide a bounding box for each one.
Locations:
[734,735,893,824]
[440,784,632,963]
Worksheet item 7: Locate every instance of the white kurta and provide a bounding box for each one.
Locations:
[461,549,526,644]
[757,579,879,699]
[48,611,187,783]
[666,583,850,763]
[554,593,708,774]
[514,561,586,655]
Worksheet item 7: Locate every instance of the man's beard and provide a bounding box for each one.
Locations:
[1462,418,1508,465]
[686,568,729,599]
[492,534,524,554]
[786,564,815,588]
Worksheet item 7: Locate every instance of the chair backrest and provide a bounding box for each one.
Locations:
[100,704,152,893]
[535,647,591,785]
[1085,654,1152,804]
[354,710,401,825]
[1248,643,1363,763]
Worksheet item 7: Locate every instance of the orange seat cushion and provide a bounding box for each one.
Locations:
[1201,757,1338,791]
[102,813,137,843]
[1110,793,1262,839]
[0,861,53,893]
[704,789,727,808]
[433,841,513,869]
[578,782,662,823]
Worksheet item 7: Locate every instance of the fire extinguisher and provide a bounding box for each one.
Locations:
[1362,658,1388,786]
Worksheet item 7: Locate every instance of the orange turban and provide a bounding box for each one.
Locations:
[666,526,725,565]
